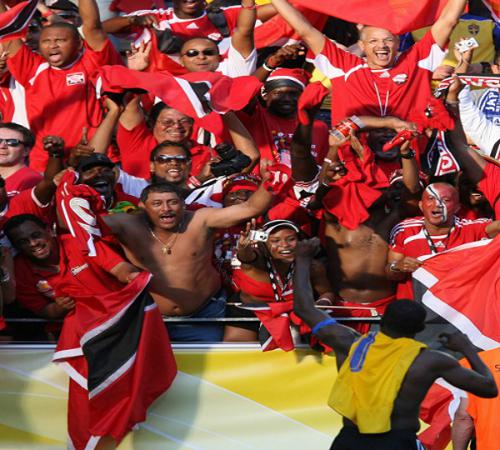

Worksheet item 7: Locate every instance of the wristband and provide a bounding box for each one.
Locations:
[400,149,415,160]
[323,158,333,164]
[445,100,459,106]
[241,3,256,9]
[311,317,338,335]
[262,62,275,72]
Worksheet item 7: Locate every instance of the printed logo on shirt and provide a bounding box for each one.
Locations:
[36,280,55,298]
[392,74,408,85]
[66,72,85,86]
[70,263,89,276]
[208,32,222,41]
[186,22,199,29]
[468,24,480,36]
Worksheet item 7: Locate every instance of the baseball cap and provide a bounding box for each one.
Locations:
[76,153,115,172]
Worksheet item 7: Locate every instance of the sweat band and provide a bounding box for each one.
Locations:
[312,317,338,335]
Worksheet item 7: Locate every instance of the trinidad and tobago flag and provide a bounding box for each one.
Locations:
[0,0,38,42]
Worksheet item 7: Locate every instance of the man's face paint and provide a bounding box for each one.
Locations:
[420,184,459,227]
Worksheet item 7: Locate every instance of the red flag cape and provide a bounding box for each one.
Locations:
[482,0,500,23]
[96,66,262,136]
[413,237,500,350]
[292,0,448,34]
[0,0,38,42]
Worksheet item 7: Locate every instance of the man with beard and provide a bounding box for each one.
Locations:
[102,168,278,341]
[387,183,500,299]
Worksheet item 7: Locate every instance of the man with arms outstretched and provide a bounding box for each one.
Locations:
[293,239,498,450]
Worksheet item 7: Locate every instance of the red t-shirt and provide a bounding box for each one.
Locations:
[116,121,213,178]
[238,104,328,176]
[389,216,491,299]
[478,162,500,218]
[7,40,123,172]
[1,188,55,226]
[14,235,127,315]
[308,31,446,124]
[0,73,27,125]
[5,166,42,197]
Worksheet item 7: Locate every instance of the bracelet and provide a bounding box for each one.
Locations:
[311,318,338,335]
[262,62,276,72]
[241,3,256,9]
[323,158,333,164]
[445,100,459,106]
[389,261,401,273]
[49,152,64,158]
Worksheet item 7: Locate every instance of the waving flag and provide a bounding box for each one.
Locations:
[413,237,500,350]
[96,66,262,136]
[292,0,448,34]
[0,0,38,41]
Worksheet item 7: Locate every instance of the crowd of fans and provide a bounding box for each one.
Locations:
[0,0,498,350]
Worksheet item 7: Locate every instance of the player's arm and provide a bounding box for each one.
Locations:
[485,220,500,238]
[431,0,467,48]
[79,0,107,51]
[0,1,23,57]
[223,111,260,171]
[294,239,358,359]
[231,0,256,59]
[270,0,325,55]
[451,397,475,450]
[433,332,498,398]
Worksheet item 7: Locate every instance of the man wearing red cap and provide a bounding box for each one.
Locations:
[271,0,467,124]
[238,67,329,175]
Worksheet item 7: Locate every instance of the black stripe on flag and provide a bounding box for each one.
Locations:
[189,81,212,114]
[82,289,155,392]
[0,0,39,40]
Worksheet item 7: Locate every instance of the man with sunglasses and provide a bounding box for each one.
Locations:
[0,123,41,198]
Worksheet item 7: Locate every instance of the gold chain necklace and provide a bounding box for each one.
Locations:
[149,218,184,255]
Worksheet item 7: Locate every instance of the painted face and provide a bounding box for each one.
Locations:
[173,0,205,18]
[264,86,302,118]
[150,146,190,184]
[359,27,399,69]
[420,184,459,227]
[8,221,56,262]
[180,39,221,73]
[38,26,81,68]
[0,128,27,167]
[265,228,298,262]
[152,108,194,143]
[141,191,184,231]
[79,165,116,202]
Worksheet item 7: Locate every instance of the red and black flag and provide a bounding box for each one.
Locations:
[413,237,500,350]
[95,66,262,137]
[0,0,38,42]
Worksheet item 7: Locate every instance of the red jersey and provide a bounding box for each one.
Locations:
[14,234,127,315]
[116,121,214,179]
[308,31,446,124]
[1,188,55,226]
[390,216,491,299]
[238,104,329,175]
[0,73,27,126]
[7,41,123,172]
[478,162,500,218]
[4,166,42,197]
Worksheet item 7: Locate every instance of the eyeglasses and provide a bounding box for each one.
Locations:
[0,138,24,147]
[156,118,193,128]
[154,155,188,164]
[182,49,218,58]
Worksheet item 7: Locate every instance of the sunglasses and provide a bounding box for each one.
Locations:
[182,49,218,58]
[0,138,24,147]
[155,155,188,164]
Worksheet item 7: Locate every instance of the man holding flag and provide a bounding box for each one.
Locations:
[271,0,466,124]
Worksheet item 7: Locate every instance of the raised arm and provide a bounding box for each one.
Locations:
[271,0,325,55]
[79,0,107,51]
[231,0,256,59]
[33,136,65,205]
[223,111,260,171]
[119,95,144,131]
[293,239,358,362]
[431,0,467,48]
[89,97,123,154]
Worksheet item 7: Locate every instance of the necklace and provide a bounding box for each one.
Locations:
[149,218,184,255]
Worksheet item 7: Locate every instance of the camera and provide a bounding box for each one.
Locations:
[210,143,252,177]
[248,230,268,242]
[455,37,479,54]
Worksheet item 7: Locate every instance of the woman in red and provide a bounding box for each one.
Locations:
[224,219,334,344]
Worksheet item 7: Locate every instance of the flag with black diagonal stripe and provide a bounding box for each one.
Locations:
[0,0,38,42]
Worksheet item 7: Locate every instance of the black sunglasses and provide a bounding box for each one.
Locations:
[183,49,218,58]
[155,155,188,164]
[0,138,24,147]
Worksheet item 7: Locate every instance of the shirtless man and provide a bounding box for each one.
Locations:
[103,169,277,341]
[293,239,498,450]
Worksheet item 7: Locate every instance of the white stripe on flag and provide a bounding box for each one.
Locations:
[174,77,210,118]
